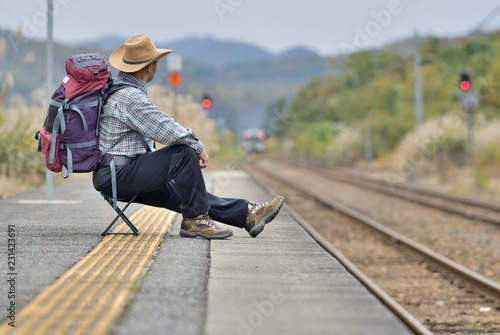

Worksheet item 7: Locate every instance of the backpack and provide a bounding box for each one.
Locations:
[36,53,136,178]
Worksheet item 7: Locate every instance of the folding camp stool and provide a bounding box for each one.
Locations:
[100,191,140,236]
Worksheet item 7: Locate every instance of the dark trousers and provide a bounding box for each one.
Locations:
[93,145,249,228]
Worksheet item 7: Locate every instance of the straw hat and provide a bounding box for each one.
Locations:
[109,34,172,73]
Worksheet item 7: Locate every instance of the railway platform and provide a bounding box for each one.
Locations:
[0,170,413,335]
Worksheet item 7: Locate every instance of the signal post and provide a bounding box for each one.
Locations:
[458,70,480,160]
[166,55,183,119]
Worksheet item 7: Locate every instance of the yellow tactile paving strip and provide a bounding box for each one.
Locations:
[1,206,175,335]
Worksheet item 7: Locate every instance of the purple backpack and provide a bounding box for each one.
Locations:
[36,53,135,177]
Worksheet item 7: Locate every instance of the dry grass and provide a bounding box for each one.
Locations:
[379,110,500,201]
[394,110,465,159]
[0,176,41,200]
[325,126,363,166]
[0,104,46,198]
[148,85,219,154]
[0,85,220,199]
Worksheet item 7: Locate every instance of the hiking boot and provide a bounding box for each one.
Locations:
[245,195,285,238]
[180,213,233,239]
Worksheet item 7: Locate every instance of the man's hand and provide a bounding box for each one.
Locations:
[198,150,209,169]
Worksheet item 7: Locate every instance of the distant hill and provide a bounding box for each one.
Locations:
[0,29,336,132]
[277,46,319,59]
[79,35,320,68]
[84,35,124,52]
[160,36,275,67]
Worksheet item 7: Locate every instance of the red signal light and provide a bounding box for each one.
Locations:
[459,71,472,91]
[257,131,266,141]
[460,80,471,91]
[201,96,212,109]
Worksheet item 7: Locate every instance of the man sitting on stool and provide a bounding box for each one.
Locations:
[92,34,284,239]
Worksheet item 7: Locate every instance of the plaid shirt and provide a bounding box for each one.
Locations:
[99,71,204,156]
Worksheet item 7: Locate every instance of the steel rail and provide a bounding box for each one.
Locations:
[284,157,500,211]
[344,168,500,211]
[284,158,500,226]
[243,165,433,335]
[246,162,500,302]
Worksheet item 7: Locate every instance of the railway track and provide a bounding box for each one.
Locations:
[244,159,500,335]
[285,158,500,227]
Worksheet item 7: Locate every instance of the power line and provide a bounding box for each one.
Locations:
[470,3,500,35]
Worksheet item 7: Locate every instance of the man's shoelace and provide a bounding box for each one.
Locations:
[249,201,268,214]
[199,214,215,227]
[186,214,215,227]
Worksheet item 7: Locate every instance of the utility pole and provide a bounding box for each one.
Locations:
[413,29,424,128]
[166,55,183,119]
[364,124,373,170]
[46,0,54,199]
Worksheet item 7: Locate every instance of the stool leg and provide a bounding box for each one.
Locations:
[101,194,140,236]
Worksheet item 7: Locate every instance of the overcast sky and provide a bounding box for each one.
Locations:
[2,1,500,56]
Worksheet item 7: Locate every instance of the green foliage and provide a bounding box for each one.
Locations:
[474,144,500,189]
[292,120,340,159]
[475,165,490,190]
[282,31,500,166]
[476,144,500,168]
[263,97,290,138]
[371,111,414,155]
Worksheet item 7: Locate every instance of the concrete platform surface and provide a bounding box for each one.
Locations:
[0,171,413,335]
[204,171,412,335]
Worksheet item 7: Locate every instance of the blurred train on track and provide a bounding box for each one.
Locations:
[240,128,267,153]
